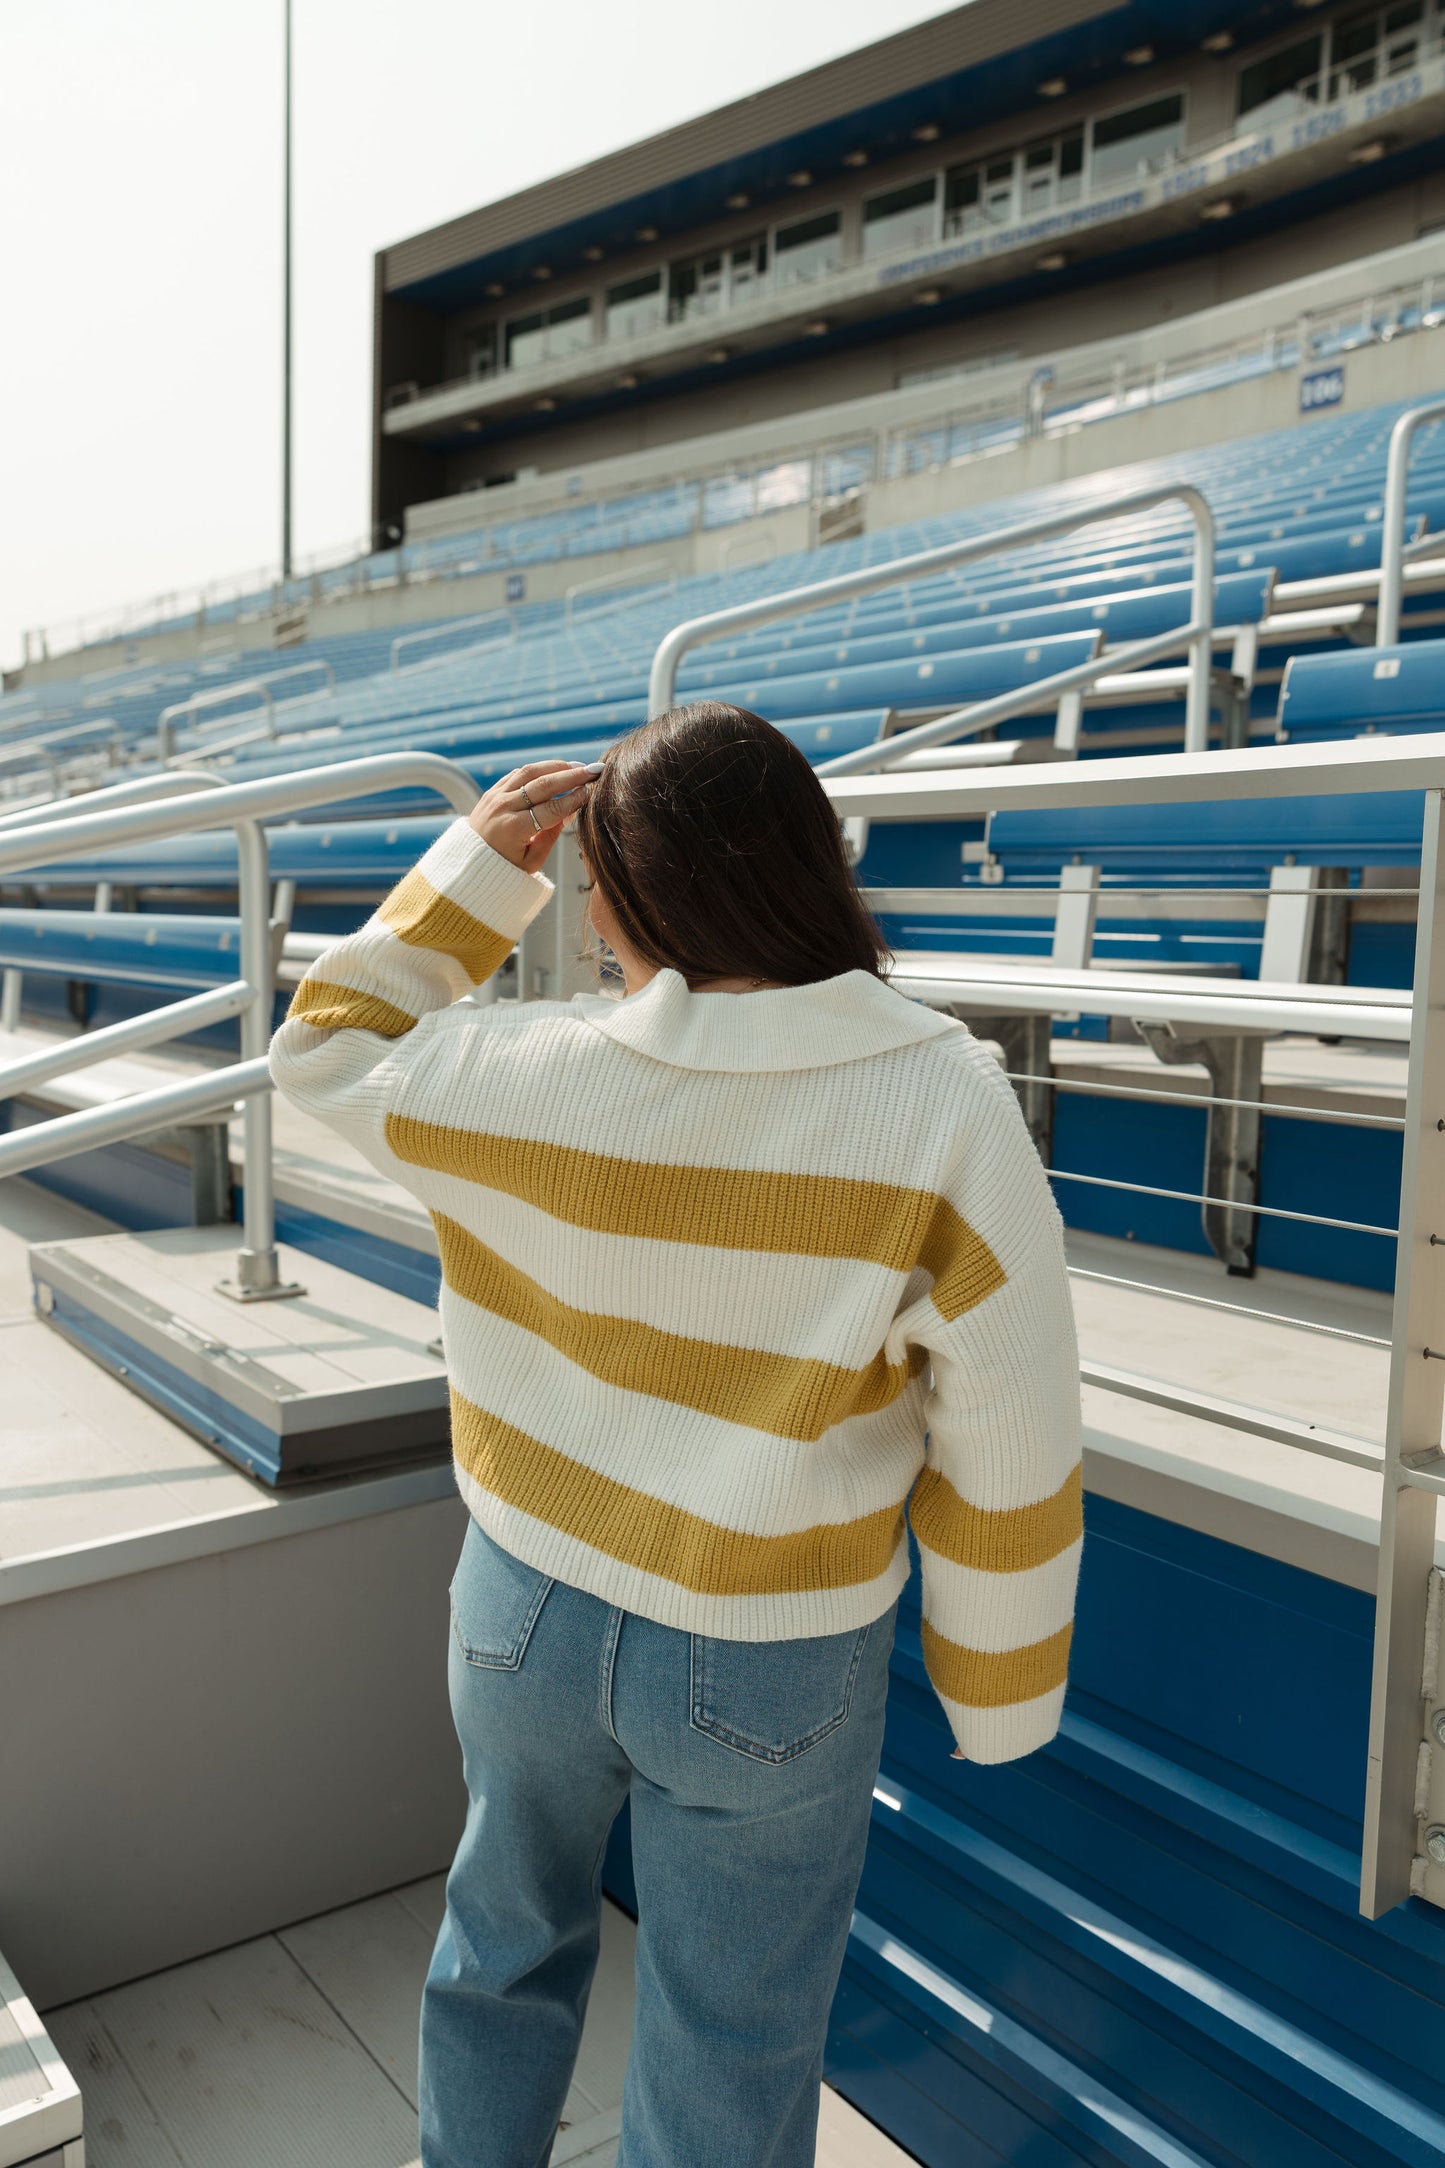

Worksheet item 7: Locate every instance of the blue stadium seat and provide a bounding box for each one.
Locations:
[1277,640,1445,740]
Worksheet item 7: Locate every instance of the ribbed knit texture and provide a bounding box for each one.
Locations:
[269,820,1083,1763]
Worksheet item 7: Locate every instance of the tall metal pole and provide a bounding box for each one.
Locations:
[281,0,294,585]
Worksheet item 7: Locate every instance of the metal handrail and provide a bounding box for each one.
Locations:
[390,611,517,671]
[563,563,672,628]
[0,752,479,1301]
[649,483,1216,753]
[1378,395,1445,645]
[154,661,338,762]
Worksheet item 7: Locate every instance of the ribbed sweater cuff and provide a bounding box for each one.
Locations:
[941,1684,1066,1765]
[410,820,555,941]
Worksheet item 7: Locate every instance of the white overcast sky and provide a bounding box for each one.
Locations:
[0,0,954,669]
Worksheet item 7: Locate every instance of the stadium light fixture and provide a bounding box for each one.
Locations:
[914,287,943,305]
[1200,196,1238,220]
[583,246,605,262]
[912,123,940,142]
[617,372,639,390]
[1037,76,1067,96]
[1124,44,1154,64]
[726,192,751,209]
[1036,250,1069,271]
[1350,138,1390,163]
[486,281,505,297]
[534,396,558,412]
[804,319,830,335]
[1201,29,1234,50]
[636,226,659,241]
[533,265,553,280]
[707,347,730,364]
[788,170,813,187]
[843,149,869,167]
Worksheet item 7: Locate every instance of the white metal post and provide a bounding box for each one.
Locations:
[1361,789,1445,1916]
[214,817,303,1302]
[1378,396,1445,647]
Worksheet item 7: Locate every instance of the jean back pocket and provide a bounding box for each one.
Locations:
[449,1519,553,1671]
[689,1620,873,1763]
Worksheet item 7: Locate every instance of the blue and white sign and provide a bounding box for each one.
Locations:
[505,573,526,602]
[1300,366,1346,413]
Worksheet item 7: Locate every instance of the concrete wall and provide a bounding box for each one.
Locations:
[0,1491,471,2009]
[862,315,1445,530]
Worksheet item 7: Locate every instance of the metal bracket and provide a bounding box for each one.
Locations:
[215,1248,307,1304]
[1134,1021,1262,1275]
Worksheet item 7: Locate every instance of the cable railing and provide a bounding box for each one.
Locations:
[822,725,1445,1921]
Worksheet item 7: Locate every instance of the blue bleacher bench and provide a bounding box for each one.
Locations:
[1277,639,1445,740]
[0,909,246,987]
[986,792,1426,874]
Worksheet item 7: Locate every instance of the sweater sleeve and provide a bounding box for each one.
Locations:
[268,820,554,1158]
[903,1059,1083,1764]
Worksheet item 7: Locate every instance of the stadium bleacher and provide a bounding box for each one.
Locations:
[3,390,1442,1299]
[10,301,1445,2168]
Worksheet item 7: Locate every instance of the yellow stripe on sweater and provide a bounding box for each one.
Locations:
[378,870,512,985]
[288,976,417,1038]
[435,1212,921,1440]
[390,1118,1004,1320]
[909,1463,1082,1573]
[451,1391,906,1595]
[920,1616,1072,1709]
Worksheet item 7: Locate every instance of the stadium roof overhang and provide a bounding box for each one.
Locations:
[380,0,1307,312]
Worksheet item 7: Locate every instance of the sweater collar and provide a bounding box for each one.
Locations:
[580,966,960,1074]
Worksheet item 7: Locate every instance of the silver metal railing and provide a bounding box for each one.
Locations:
[0,751,478,1299]
[155,660,338,762]
[649,483,1217,753]
[1378,396,1445,645]
[564,563,674,629]
[823,728,1445,1919]
[390,610,518,671]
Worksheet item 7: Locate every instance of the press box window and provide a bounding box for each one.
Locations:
[605,271,664,342]
[1331,3,1427,96]
[466,327,496,380]
[504,296,593,372]
[1089,93,1186,187]
[943,159,1016,238]
[1021,130,1084,212]
[1237,35,1324,122]
[669,237,768,322]
[861,178,939,259]
[772,211,842,289]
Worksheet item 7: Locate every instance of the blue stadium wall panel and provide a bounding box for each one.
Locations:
[826,1504,1445,2166]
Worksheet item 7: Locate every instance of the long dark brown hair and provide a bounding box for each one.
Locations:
[574,702,888,987]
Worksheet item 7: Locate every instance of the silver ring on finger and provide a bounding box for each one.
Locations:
[526,802,543,831]
[519,785,534,808]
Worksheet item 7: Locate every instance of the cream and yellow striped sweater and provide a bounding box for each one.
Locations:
[269,820,1083,1762]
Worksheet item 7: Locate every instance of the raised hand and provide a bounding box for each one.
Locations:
[469,759,603,872]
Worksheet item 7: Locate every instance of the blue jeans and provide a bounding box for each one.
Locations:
[419,1517,898,2168]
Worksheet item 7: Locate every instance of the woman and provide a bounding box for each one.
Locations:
[270,701,1082,2168]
